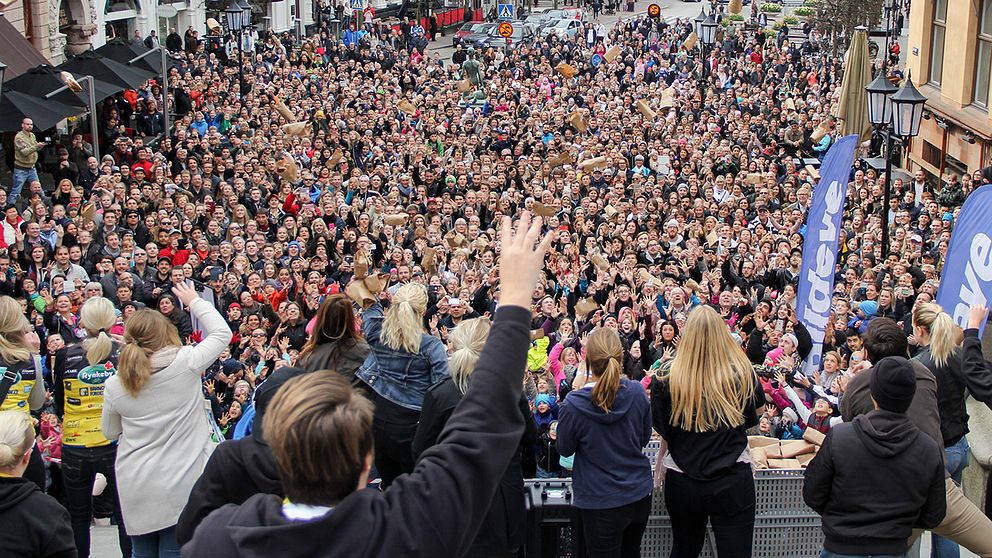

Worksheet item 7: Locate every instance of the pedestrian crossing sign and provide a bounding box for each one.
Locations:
[497,4,514,20]
[350,0,364,9]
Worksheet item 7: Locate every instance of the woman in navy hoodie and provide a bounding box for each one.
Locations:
[557,327,653,558]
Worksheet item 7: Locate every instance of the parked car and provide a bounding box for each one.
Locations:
[522,13,555,33]
[477,21,535,49]
[540,8,586,21]
[453,22,487,47]
[542,18,583,39]
[461,23,497,48]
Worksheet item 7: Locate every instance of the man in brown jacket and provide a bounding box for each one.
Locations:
[12,118,45,202]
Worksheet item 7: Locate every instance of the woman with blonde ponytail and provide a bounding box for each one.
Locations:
[355,282,449,488]
[0,295,44,490]
[651,305,763,558]
[101,282,232,557]
[53,296,130,558]
[411,317,537,557]
[556,327,653,558]
[0,410,76,558]
[912,301,992,557]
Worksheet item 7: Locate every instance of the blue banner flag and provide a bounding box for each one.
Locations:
[936,184,992,333]
[796,135,858,373]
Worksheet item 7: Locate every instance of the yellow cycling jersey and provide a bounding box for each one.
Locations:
[0,358,39,414]
[56,343,121,448]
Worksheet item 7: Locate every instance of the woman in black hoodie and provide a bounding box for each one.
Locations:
[411,317,537,558]
[0,410,76,558]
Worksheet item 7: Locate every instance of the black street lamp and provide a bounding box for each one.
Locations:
[698,13,717,102]
[225,0,250,96]
[865,72,927,257]
[0,61,7,104]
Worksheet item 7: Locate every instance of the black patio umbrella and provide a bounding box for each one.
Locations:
[59,50,156,92]
[0,90,85,131]
[0,65,86,131]
[95,38,157,74]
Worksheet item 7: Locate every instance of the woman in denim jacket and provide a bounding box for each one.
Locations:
[356,283,448,487]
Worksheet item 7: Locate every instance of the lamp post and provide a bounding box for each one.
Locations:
[0,61,7,106]
[225,0,249,97]
[865,73,927,257]
[698,13,717,102]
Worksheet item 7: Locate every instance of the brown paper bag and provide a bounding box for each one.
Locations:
[636,99,657,120]
[530,329,546,341]
[568,111,589,132]
[764,442,785,459]
[750,446,769,469]
[803,427,826,446]
[767,458,803,469]
[274,98,296,122]
[345,280,377,308]
[681,32,698,52]
[797,454,816,468]
[638,268,657,286]
[574,298,600,318]
[206,18,222,32]
[578,156,608,172]
[327,148,344,168]
[276,154,299,183]
[532,202,557,217]
[282,121,311,137]
[784,98,797,112]
[457,79,473,92]
[604,45,621,63]
[363,272,391,294]
[729,0,743,14]
[548,152,574,168]
[421,247,437,274]
[780,441,817,458]
[810,119,832,142]
[804,165,821,181]
[555,63,578,79]
[81,202,97,226]
[748,435,782,448]
[398,99,418,115]
[659,96,675,110]
[746,172,763,185]
[384,214,409,226]
[445,232,468,248]
[603,205,618,218]
[590,253,611,272]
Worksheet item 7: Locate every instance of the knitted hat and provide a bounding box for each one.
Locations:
[535,394,554,408]
[870,356,917,413]
[859,300,878,317]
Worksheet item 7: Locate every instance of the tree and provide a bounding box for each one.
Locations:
[814,0,886,55]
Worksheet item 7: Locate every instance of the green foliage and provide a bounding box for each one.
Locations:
[761,2,782,13]
[793,6,815,17]
[783,15,799,24]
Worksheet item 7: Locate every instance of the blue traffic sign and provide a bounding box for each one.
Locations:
[497,3,514,20]
[591,53,603,67]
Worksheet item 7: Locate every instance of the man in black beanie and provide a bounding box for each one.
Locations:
[174,367,306,544]
[804,356,946,558]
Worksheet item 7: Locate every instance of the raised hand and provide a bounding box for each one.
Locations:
[172,281,200,307]
[498,211,553,309]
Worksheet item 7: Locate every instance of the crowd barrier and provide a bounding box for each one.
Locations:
[524,442,824,557]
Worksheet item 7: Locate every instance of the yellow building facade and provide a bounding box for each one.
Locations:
[907,0,992,182]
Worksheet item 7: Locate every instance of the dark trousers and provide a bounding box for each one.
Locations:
[372,399,420,489]
[665,463,755,558]
[62,445,131,558]
[579,494,652,558]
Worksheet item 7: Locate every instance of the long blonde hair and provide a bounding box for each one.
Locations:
[0,410,33,470]
[382,283,428,354]
[0,296,32,364]
[119,310,182,396]
[586,328,625,413]
[912,302,961,368]
[81,297,116,365]
[448,318,491,393]
[666,306,756,432]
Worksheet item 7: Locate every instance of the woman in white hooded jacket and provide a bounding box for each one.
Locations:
[102,283,232,557]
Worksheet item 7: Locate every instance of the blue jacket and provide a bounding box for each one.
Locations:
[356,302,449,410]
[556,378,653,509]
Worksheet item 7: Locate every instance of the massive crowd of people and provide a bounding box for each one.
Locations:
[1,3,992,558]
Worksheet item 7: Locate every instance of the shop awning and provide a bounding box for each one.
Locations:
[0,65,87,131]
[0,15,50,79]
[59,50,157,93]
